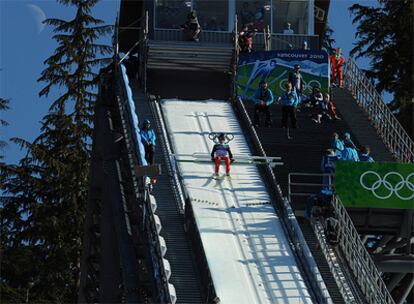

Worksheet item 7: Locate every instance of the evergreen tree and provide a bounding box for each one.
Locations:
[349,0,413,138]
[1,0,112,302]
[0,97,10,158]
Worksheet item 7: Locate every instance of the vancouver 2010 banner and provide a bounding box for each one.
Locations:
[236,50,329,99]
[335,161,414,209]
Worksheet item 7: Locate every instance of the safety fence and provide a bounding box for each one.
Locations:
[287,171,395,304]
[310,218,359,304]
[116,61,176,303]
[332,196,395,304]
[153,28,319,50]
[288,172,334,203]
[344,58,414,163]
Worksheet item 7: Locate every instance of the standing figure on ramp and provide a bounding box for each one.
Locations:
[211,133,234,178]
[140,119,156,165]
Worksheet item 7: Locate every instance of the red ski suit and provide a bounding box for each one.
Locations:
[330,54,345,87]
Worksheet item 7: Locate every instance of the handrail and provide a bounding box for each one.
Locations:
[287,172,334,202]
[344,58,414,163]
[116,62,173,303]
[151,97,188,213]
[139,11,149,93]
[332,196,395,304]
[310,218,358,304]
[288,171,395,303]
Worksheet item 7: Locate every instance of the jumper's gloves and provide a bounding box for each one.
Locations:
[231,158,235,163]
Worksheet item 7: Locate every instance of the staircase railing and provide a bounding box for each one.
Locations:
[310,218,359,304]
[344,58,414,163]
[287,172,395,303]
[332,196,395,304]
[139,11,149,93]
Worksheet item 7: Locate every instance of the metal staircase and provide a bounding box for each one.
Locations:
[128,81,204,303]
[343,58,414,163]
[147,40,234,72]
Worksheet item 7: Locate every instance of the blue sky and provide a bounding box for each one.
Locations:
[1,0,381,164]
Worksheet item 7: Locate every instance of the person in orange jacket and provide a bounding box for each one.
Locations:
[330,48,345,88]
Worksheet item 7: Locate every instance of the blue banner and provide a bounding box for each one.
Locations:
[237,50,329,99]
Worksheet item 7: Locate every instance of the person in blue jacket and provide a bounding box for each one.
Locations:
[140,119,156,165]
[279,81,299,128]
[343,132,358,150]
[252,80,274,127]
[341,142,360,162]
[330,132,344,157]
[359,146,375,162]
[321,149,338,190]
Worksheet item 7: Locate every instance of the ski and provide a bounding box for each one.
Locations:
[174,158,283,168]
[172,153,281,162]
[212,174,231,180]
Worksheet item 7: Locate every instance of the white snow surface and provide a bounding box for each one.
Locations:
[162,99,313,304]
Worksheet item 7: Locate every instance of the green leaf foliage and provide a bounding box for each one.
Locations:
[349,0,413,138]
[1,0,112,302]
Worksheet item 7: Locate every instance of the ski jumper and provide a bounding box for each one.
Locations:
[330,54,345,87]
[211,143,234,174]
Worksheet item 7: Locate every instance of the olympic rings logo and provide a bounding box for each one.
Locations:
[359,171,414,200]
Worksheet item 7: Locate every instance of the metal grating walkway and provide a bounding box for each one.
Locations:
[129,81,203,303]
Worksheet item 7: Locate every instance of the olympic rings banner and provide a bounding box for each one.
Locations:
[236,50,329,99]
[335,161,414,209]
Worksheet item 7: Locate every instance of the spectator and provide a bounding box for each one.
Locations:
[288,64,305,102]
[330,48,345,88]
[341,142,360,161]
[326,92,341,120]
[140,120,156,165]
[239,25,257,53]
[181,11,201,42]
[279,82,299,129]
[283,22,294,35]
[325,216,339,246]
[307,86,324,123]
[252,80,274,127]
[308,86,324,107]
[331,132,344,155]
[360,146,375,162]
[239,2,254,27]
[320,93,333,121]
[305,194,321,220]
[343,132,357,150]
